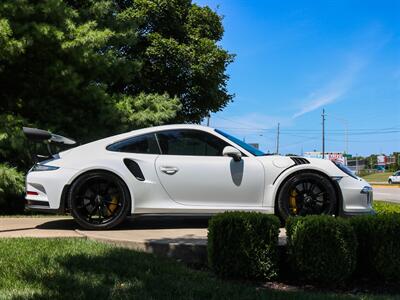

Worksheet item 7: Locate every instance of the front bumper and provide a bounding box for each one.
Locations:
[337,176,375,216]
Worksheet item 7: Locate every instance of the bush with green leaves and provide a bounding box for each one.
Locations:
[0,164,25,213]
[350,214,400,282]
[349,215,376,276]
[208,212,280,280]
[286,216,357,285]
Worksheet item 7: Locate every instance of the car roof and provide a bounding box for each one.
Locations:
[87,124,216,147]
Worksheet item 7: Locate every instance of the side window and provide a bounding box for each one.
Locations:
[107,133,160,154]
[156,130,229,156]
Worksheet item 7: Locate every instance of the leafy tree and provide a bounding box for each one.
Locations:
[0,0,233,143]
[64,0,234,122]
[0,0,233,175]
[0,0,181,144]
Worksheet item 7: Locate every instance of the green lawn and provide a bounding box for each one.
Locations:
[374,201,400,214]
[0,238,393,300]
[361,172,393,183]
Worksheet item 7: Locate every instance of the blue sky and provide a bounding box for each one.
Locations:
[195,0,400,156]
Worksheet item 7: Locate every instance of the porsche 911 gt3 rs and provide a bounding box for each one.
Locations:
[24,124,374,229]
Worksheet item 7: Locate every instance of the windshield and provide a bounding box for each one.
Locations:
[215,129,266,156]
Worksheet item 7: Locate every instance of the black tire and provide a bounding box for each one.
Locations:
[388,179,392,184]
[277,172,337,221]
[68,171,131,230]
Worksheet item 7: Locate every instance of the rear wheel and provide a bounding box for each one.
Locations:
[277,172,337,221]
[68,171,130,230]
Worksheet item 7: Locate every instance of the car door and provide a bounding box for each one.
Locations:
[154,129,265,207]
[106,132,171,208]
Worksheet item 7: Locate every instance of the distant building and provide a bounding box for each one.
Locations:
[304,151,347,165]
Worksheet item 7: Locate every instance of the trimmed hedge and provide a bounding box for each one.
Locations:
[350,214,400,282]
[286,215,357,284]
[349,215,376,276]
[208,212,280,280]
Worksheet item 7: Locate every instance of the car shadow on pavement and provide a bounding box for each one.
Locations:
[36,215,211,231]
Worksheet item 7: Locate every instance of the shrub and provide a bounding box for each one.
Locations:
[286,216,357,285]
[351,214,400,282]
[349,215,376,276]
[0,164,25,213]
[208,212,280,280]
[372,214,400,282]
[373,201,400,215]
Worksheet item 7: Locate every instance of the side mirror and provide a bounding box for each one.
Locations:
[223,146,242,162]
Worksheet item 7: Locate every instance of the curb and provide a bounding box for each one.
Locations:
[75,228,288,265]
[371,184,400,188]
[75,229,208,265]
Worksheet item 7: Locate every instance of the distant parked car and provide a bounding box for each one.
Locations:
[388,171,400,184]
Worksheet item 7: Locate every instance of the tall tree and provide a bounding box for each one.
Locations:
[0,0,233,168]
[0,0,181,143]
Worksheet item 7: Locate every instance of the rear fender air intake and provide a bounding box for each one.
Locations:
[123,159,145,181]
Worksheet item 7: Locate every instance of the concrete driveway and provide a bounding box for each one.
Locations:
[0,215,286,264]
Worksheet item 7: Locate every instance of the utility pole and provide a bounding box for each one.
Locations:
[322,109,326,159]
[355,154,359,175]
[206,114,210,126]
[276,123,280,155]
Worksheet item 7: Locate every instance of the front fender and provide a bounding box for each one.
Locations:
[261,157,344,207]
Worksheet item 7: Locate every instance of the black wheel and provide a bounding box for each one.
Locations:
[277,172,337,221]
[68,171,130,230]
[388,179,392,184]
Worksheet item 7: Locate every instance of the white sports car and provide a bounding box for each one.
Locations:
[24,124,374,229]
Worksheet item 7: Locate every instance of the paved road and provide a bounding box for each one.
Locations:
[373,186,400,203]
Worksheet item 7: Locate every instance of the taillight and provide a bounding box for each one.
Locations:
[26,191,39,196]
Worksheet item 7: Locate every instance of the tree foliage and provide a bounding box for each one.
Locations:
[0,0,233,169]
[0,0,232,140]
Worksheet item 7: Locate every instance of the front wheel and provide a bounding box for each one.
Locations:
[68,171,131,230]
[388,179,392,184]
[277,172,337,221]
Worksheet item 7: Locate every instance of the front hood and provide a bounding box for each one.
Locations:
[256,155,347,185]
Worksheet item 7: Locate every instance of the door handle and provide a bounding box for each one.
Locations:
[160,166,179,175]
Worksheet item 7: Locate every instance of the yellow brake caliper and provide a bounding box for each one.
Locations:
[106,196,119,216]
[289,189,298,214]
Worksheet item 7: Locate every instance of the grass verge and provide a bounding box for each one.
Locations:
[373,201,400,214]
[0,238,392,300]
[361,172,393,183]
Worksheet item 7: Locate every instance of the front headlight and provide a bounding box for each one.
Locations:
[332,161,358,180]
[31,164,59,172]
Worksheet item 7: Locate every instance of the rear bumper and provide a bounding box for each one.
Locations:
[25,167,75,211]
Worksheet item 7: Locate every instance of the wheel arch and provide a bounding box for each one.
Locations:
[64,168,134,214]
[273,168,343,217]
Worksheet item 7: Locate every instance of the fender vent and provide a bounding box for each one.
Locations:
[123,159,145,181]
[290,157,310,165]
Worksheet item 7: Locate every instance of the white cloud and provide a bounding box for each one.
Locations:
[292,24,390,119]
[292,58,366,118]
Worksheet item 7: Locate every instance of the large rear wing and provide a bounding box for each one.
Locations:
[23,127,76,145]
[22,127,76,162]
